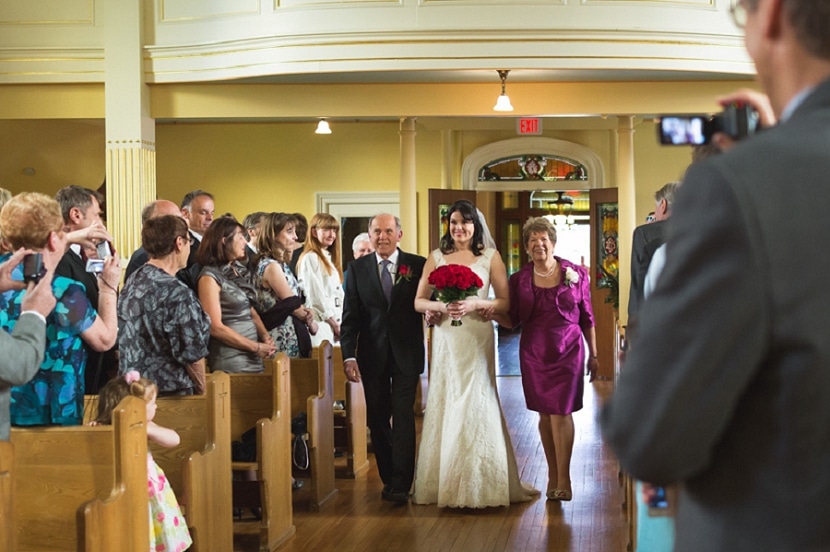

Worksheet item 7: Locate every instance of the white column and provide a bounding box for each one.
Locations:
[440,129,460,189]
[616,116,636,326]
[399,117,417,252]
[103,0,156,261]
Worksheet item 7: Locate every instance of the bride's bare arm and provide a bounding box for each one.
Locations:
[414,254,447,314]
[486,252,509,314]
[460,251,509,315]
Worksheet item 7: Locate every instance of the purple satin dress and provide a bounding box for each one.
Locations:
[509,258,594,415]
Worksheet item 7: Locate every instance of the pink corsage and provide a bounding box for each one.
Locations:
[125,370,141,384]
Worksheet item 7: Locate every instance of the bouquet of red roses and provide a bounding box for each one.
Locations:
[428,264,484,326]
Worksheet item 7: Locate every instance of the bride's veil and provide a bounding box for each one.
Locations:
[477,208,498,250]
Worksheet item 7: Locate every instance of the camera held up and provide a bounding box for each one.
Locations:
[22,253,45,284]
[657,104,760,146]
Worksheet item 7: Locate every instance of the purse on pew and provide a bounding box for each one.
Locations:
[232,427,257,463]
[292,412,309,470]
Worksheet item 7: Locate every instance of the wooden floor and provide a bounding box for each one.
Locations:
[233,377,628,552]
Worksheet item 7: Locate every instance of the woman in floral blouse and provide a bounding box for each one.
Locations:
[118,215,211,395]
[253,212,317,358]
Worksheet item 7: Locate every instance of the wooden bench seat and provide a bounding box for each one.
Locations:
[227,353,295,551]
[9,396,148,552]
[291,341,337,511]
[83,372,234,552]
[330,346,369,478]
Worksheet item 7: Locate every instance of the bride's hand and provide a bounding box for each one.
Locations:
[447,298,478,319]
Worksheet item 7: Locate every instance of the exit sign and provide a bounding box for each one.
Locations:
[517,118,542,135]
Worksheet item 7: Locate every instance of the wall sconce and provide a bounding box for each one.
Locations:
[315,119,332,134]
[493,70,514,112]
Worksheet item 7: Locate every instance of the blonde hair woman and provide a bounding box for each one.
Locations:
[296,213,344,346]
[0,192,119,426]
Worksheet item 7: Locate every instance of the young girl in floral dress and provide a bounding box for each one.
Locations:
[91,371,192,552]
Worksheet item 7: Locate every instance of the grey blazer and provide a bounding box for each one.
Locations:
[602,78,830,552]
[0,313,47,440]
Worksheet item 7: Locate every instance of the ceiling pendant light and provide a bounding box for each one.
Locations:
[315,119,332,134]
[493,70,514,112]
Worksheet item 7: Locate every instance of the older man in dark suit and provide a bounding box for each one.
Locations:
[340,213,426,504]
[602,1,830,550]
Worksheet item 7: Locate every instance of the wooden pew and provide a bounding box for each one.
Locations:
[83,372,234,552]
[291,341,338,511]
[10,396,149,552]
[0,441,14,552]
[331,346,369,478]
[227,353,295,552]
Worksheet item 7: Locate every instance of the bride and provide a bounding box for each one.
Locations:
[412,199,539,508]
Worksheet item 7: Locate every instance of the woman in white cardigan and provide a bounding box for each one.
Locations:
[296,213,344,346]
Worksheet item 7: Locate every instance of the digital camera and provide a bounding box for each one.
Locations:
[22,253,45,283]
[657,104,760,146]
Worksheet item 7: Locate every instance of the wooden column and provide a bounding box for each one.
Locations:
[399,117,417,252]
[103,0,156,263]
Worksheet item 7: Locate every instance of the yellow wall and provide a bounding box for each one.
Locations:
[0,117,690,258]
[0,120,105,196]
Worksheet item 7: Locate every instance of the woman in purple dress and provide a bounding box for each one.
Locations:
[494,217,598,502]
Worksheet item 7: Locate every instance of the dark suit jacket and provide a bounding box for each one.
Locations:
[124,246,149,283]
[340,250,426,378]
[56,250,115,392]
[627,220,667,321]
[56,249,99,306]
[602,78,830,552]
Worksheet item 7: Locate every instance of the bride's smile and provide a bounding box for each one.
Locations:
[449,212,474,246]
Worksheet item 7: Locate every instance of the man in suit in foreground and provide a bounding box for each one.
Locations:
[602,1,830,550]
[0,249,57,440]
[340,214,426,504]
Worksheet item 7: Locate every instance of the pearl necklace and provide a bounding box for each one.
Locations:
[533,262,557,278]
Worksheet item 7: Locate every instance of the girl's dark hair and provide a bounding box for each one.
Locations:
[196,215,245,266]
[439,199,484,256]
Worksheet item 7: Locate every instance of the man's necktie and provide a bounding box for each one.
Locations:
[381,259,393,303]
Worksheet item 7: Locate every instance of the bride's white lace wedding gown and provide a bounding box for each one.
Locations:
[412,248,539,508]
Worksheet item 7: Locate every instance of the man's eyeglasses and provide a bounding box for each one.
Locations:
[730,0,747,29]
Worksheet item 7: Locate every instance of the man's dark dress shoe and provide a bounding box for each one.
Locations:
[381,487,410,504]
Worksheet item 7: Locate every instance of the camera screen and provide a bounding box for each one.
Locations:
[658,116,706,146]
[96,241,112,259]
[85,258,105,274]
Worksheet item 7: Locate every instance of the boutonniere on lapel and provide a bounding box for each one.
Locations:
[564,267,579,287]
[395,264,413,285]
